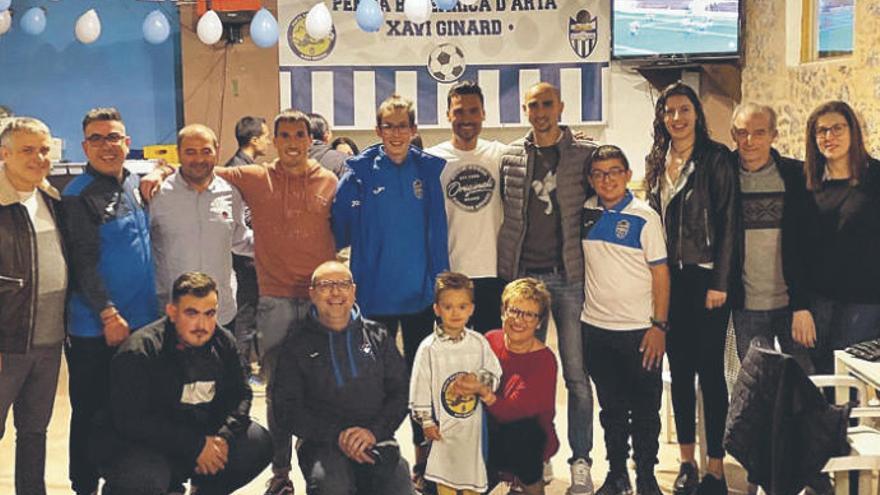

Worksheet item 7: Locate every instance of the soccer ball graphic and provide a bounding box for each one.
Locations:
[427,43,466,83]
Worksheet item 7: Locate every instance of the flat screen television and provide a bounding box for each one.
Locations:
[611,0,742,62]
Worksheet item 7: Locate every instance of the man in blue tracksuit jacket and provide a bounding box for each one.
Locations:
[331,95,448,467]
[61,107,158,495]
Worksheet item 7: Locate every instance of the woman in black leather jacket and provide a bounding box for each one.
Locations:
[644,82,739,495]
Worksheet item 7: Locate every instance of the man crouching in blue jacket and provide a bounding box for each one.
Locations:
[273,261,414,494]
[97,272,272,495]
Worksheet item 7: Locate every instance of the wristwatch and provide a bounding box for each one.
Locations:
[650,318,669,333]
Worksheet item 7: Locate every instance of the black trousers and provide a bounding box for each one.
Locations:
[583,323,662,474]
[66,336,116,494]
[667,266,730,459]
[297,440,413,495]
[371,305,435,447]
[487,418,547,486]
[101,422,272,495]
[470,277,506,334]
[232,253,259,363]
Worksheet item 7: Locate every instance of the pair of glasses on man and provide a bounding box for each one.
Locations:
[85,133,126,145]
[504,306,541,323]
[589,168,627,182]
[312,279,354,293]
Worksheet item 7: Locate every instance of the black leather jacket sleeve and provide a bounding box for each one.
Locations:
[705,145,740,292]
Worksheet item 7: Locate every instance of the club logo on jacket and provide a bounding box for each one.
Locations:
[441,372,477,418]
[446,165,495,211]
[413,179,424,199]
[615,219,631,239]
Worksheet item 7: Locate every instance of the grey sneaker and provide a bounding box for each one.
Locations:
[567,458,595,495]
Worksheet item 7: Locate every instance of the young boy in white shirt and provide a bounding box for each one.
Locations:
[409,272,503,495]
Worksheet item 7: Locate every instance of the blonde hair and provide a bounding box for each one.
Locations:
[0,117,51,147]
[434,271,474,303]
[376,94,416,128]
[501,277,551,317]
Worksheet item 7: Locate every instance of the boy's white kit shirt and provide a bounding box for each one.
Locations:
[409,325,502,492]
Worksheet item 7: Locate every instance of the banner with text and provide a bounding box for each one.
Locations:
[278,0,610,129]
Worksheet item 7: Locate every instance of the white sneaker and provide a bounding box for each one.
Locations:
[543,460,554,485]
[567,458,594,495]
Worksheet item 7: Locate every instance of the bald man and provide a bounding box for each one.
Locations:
[149,124,254,329]
[497,82,598,494]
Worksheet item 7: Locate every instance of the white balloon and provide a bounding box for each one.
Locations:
[0,10,10,36]
[75,9,101,44]
[459,0,479,5]
[197,10,223,45]
[404,0,431,23]
[305,2,332,39]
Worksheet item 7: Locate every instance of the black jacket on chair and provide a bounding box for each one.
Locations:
[724,342,851,495]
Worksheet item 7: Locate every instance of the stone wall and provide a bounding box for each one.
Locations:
[741,0,880,158]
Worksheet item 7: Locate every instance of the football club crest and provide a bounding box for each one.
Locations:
[615,219,631,239]
[569,9,598,59]
[441,372,478,418]
[412,179,424,199]
[288,11,336,61]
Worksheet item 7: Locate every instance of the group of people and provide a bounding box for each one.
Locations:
[0,76,877,495]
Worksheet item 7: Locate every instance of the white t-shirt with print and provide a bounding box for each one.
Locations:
[428,139,505,278]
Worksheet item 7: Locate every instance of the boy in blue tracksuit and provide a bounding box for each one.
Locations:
[332,94,449,475]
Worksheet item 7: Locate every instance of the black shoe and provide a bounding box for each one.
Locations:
[597,471,633,495]
[673,462,699,495]
[697,474,728,495]
[636,474,663,495]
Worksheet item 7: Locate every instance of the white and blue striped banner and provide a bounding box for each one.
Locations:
[279,0,610,129]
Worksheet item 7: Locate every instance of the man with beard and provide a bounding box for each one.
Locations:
[150,124,253,333]
[427,81,506,334]
[98,271,272,494]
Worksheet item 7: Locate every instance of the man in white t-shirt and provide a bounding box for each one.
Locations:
[580,145,669,495]
[427,81,506,334]
[0,117,68,495]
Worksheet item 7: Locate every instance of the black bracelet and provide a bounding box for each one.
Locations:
[650,318,669,333]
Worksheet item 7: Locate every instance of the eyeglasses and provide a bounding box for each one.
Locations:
[378,123,413,135]
[732,129,770,140]
[85,133,126,145]
[504,306,541,323]
[815,123,848,139]
[312,279,354,293]
[589,168,627,182]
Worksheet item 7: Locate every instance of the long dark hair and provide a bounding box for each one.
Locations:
[804,100,870,191]
[644,82,711,191]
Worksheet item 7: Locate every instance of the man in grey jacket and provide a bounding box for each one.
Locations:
[497,82,597,494]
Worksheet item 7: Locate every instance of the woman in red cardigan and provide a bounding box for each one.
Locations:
[458,277,559,495]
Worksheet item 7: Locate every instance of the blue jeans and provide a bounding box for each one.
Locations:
[526,270,593,463]
[257,296,312,473]
[809,295,880,375]
[732,308,813,372]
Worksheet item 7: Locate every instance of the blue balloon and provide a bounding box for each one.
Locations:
[20,7,46,35]
[435,0,458,11]
[250,8,279,48]
[0,0,11,12]
[143,10,171,44]
[356,0,383,32]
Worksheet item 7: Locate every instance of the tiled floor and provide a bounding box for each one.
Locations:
[1,325,749,494]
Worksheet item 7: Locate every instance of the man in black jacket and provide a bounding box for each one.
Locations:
[99,272,272,495]
[728,103,812,372]
[273,261,413,494]
[0,117,68,495]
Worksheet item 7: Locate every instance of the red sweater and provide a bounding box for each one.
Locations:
[486,330,560,461]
